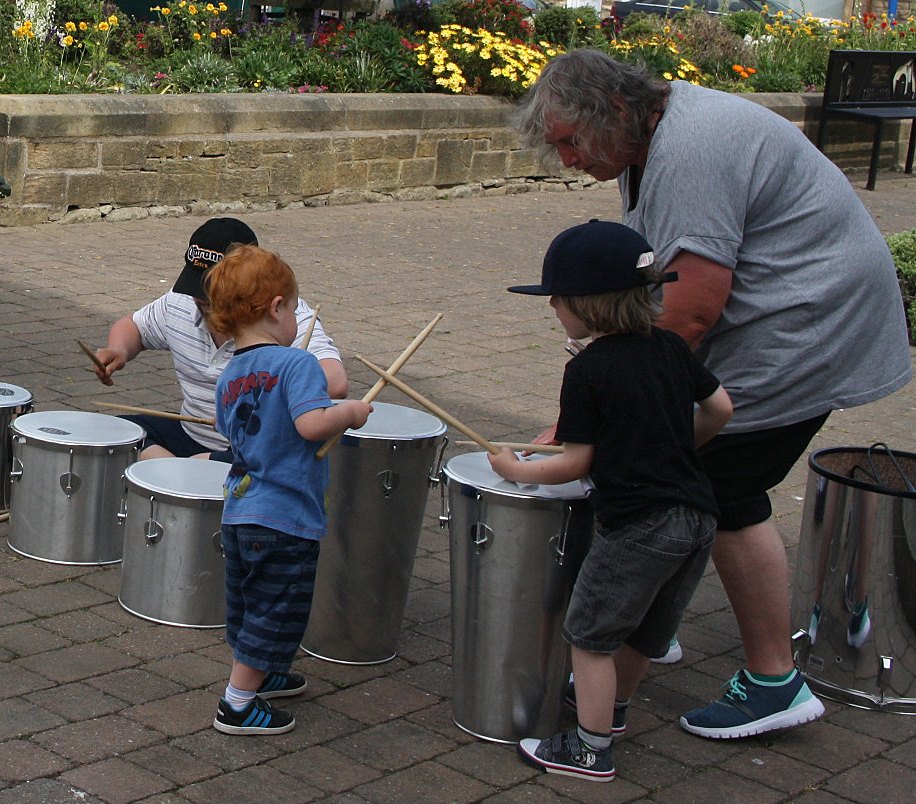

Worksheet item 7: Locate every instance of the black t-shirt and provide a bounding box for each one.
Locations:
[556,328,720,527]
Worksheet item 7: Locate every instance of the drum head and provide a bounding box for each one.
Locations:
[11,411,145,446]
[125,457,230,500]
[443,451,589,501]
[347,401,446,440]
[0,383,32,408]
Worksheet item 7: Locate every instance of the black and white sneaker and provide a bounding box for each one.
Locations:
[213,696,295,735]
[517,730,615,782]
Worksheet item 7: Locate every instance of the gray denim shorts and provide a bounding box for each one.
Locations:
[562,504,715,658]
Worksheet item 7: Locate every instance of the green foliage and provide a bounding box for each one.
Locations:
[168,49,240,92]
[720,9,761,38]
[533,5,601,49]
[679,12,755,84]
[886,229,916,344]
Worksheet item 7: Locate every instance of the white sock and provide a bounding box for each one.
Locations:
[225,683,256,712]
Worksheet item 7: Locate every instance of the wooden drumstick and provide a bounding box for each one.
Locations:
[354,355,499,455]
[300,304,321,350]
[77,340,107,373]
[455,440,564,455]
[315,313,443,459]
[90,400,215,427]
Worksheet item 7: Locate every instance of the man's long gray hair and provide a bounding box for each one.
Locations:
[515,49,669,172]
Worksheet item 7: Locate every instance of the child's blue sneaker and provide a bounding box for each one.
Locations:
[517,730,616,782]
[679,669,824,739]
[214,696,295,735]
[257,671,307,699]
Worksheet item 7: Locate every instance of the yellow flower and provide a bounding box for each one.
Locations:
[220,28,231,36]
[65,21,76,31]
[189,4,198,14]
[62,34,74,46]
[193,31,202,40]
[98,21,109,31]
[207,2,215,9]
[161,7,171,14]
[108,14,119,25]
[79,21,88,30]
[663,71,673,80]
[209,31,217,38]
[219,2,228,9]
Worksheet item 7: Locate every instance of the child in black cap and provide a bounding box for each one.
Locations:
[489,220,732,783]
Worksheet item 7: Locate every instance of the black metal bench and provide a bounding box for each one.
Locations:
[816,49,916,191]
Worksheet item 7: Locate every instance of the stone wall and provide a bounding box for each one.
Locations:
[0,91,911,226]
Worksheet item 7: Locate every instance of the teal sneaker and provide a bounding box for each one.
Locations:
[847,599,871,649]
[679,669,824,739]
[651,636,683,664]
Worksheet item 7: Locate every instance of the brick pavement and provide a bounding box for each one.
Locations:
[0,168,914,803]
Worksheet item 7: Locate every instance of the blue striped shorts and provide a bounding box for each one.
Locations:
[222,523,320,673]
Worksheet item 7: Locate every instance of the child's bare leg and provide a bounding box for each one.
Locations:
[614,644,651,702]
[571,646,616,733]
[229,660,266,693]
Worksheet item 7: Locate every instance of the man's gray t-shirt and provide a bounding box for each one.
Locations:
[619,81,911,433]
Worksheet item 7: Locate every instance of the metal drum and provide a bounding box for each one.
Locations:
[119,458,230,628]
[302,401,447,664]
[0,382,33,511]
[440,451,594,743]
[791,444,916,713]
[8,411,144,565]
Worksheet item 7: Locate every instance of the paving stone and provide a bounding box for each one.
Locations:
[84,668,186,705]
[320,677,439,725]
[651,766,785,803]
[0,622,71,656]
[0,778,105,803]
[0,697,66,739]
[25,682,127,721]
[101,627,223,662]
[823,756,916,803]
[269,745,384,793]
[141,653,229,690]
[33,714,164,762]
[37,609,129,643]
[15,643,139,684]
[0,739,72,782]
[2,582,110,616]
[0,660,56,700]
[353,760,496,802]
[124,743,222,786]
[61,757,175,804]
[177,764,323,803]
[328,719,455,773]
[437,742,541,789]
[125,690,218,739]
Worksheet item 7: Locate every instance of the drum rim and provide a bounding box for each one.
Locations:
[124,457,229,500]
[343,400,447,440]
[809,446,916,500]
[10,410,146,447]
[443,452,588,501]
[0,383,33,407]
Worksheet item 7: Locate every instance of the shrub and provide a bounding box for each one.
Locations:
[437,0,533,40]
[533,5,602,49]
[887,228,916,344]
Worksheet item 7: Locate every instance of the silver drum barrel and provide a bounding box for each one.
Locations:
[441,451,594,743]
[118,458,230,628]
[0,382,33,511]
[8,411,144,564]
[302,401,447,664]
[791,445,916,713]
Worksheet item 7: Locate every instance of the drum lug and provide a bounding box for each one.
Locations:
[10,455,23,482]
[438,471,450,529]
[791,628,811,667]
[472,492,491,551]
[428,436,449,488]
[377,469,400,499]
[117,497,128,526]
[144,495,163,545]
[59,449,81,497]
[878,656,894,702]
[550,504,573,566]
[213,531,224,557]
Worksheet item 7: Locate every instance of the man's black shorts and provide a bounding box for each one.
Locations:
[120,415,232,462]
[699,413,829,531]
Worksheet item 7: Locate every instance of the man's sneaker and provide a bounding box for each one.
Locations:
[257,671,307,699]
[214,696,295,735]
[563,680,628,735]
[651,636,683,665]
[679,669,824,739]
[847,600,871,649]
[517,730,615,782]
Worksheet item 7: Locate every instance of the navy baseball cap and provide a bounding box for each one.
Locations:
[508,219,676,296]
[173,217,258,299]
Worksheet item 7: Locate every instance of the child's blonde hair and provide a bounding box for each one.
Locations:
[561,268,664,336]
[204,244,297,337]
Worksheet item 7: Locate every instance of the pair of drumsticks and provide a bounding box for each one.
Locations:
[78,311,561,456]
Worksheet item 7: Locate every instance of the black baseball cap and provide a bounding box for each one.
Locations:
[508,219,676,296]
[173,217,258,299]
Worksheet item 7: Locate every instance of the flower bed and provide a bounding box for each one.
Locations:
[3,0,915,96]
